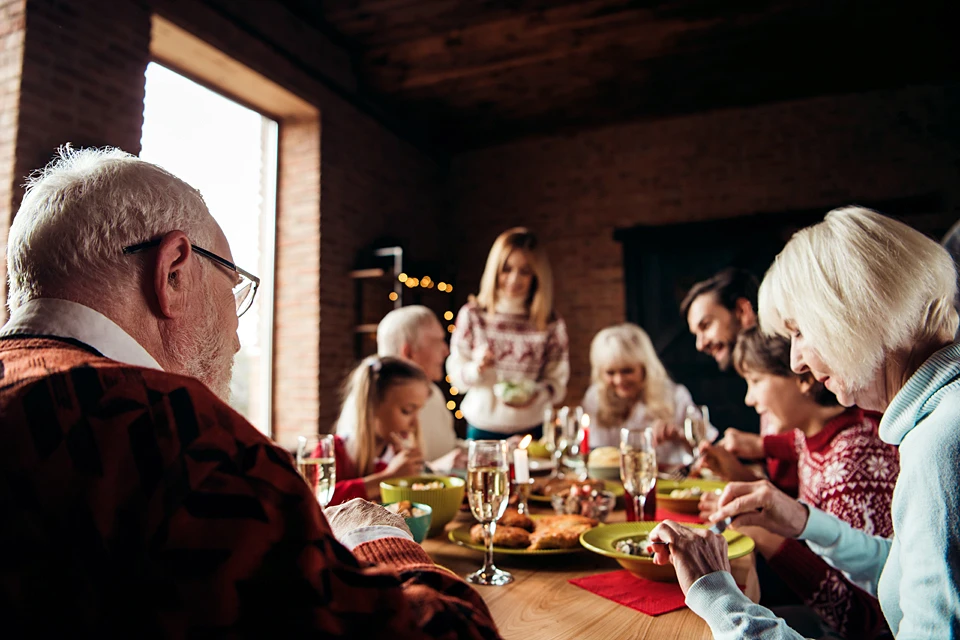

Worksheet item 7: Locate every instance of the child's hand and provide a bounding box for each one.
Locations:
[384,445,424,478]
[718,429,764,460]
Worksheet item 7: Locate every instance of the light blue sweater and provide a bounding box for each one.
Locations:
[686,341,960,639]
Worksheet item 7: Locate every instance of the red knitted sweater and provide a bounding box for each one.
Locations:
[0,337,500,638]
[768,408,899,638]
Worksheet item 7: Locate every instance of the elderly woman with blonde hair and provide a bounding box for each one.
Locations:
[581,323,714,464]
[647,207,960,639]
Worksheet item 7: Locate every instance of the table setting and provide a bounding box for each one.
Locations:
[296,407,760,640]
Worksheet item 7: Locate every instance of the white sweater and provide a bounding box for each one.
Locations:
[581,381,715,465]
[446,301,569,434]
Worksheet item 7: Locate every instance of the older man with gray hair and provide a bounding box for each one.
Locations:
[375,305,457,461]
[0,147,499,638]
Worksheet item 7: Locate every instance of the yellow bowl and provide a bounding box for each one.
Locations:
[380,475,465,537]
[527,441,551,459]
[579,521,754,582]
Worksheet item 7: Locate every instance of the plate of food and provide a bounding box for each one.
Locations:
[528,457,556,472]
[579,521,754,582]
[530,477,625,503]
[655,478,727,514]
[586,446,621,481]
[493,379,537,406]
[448,509,600,555]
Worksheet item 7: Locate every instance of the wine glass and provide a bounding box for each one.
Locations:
[620,428,657,521]
[297,434,336,507]
[465,440,513,586]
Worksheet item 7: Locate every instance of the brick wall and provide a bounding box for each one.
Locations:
[0,0,148,321]
[0,0,24,312]
[449,84,960,406]
[2,0,447,447]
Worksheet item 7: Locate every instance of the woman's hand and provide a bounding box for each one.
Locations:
[383,446,425,478]
[707,479,810,539]
[718,428,765,460]
[650,419,685,446]
[649,520,731,595]
[476,347,496,376]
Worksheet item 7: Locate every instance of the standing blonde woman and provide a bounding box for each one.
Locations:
[582,323,711,464]
[447,228,570,440]
[649,206,960,639]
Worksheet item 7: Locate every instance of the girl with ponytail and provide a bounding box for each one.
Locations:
[329,355,431,504]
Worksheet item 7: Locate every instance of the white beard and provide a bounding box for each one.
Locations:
[167,283,236,401]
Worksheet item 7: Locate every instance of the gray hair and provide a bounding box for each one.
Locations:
[759,206,959,389]
[7,146,215,311]
[377,305,438,357]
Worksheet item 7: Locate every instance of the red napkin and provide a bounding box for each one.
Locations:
[569,570,686,616]
[654,507,703,524]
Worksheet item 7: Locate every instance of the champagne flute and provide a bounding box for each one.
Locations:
[465,440,513,586]
[297,434,336,507]
[620,428,657,521]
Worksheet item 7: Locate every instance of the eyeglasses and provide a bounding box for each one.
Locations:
[123,239,261,318]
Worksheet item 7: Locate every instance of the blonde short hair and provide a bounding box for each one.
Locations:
[474,228,554,330]
[759,206,959,388]
[589,323,676,426]
[377,305,438,357]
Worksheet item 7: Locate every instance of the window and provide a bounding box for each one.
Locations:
[140,62,278,435]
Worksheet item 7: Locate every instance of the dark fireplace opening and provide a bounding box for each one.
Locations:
[615,194,951,436]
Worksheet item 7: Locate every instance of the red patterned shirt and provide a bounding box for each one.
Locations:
[0,337,501,638]
[768,407,899,638]
[795,408,897,537]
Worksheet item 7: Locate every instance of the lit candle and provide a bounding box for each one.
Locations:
[514,435,532,483]
[580,414,591,456]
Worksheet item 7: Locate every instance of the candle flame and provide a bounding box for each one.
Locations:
[582,414,591,427]
[519,434,533,449]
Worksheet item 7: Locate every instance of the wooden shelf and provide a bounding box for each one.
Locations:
[355,324,379,334]
[350,268,386,279]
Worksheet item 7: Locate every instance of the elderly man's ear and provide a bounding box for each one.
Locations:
[400,342,415,360]
[153,231,195,320]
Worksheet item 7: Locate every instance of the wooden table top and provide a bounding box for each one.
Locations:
[422,505,757,640]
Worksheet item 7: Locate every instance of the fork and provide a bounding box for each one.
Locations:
[666,450,701,481]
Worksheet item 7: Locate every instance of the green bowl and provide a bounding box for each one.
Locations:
[383,502,433,543]
[579,521,754,582]
[380,475,465,537]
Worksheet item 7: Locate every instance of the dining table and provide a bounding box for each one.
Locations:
[422,500,760,640]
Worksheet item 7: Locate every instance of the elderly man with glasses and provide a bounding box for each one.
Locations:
[0,147,500,638]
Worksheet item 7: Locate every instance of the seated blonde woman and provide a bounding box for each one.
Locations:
[650,206,960,639]
[582,323,715,464]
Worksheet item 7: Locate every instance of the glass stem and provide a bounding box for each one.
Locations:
[635,494,646,521]
[484,521,496,572]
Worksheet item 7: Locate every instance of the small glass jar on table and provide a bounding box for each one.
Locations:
[297,434,336,507]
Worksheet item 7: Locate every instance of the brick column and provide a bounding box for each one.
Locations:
[0,0,25,321]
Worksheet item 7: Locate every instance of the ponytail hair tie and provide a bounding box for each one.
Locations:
[369,358,383,375]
